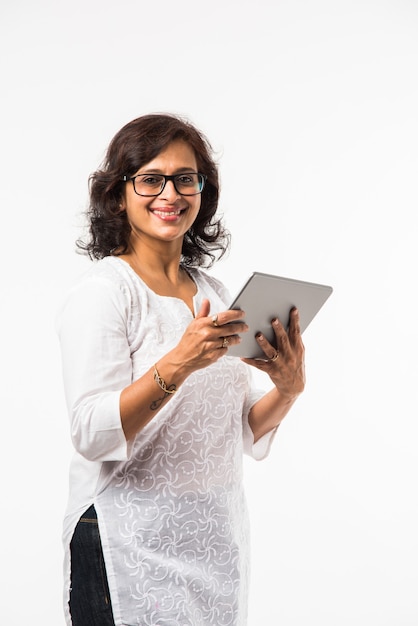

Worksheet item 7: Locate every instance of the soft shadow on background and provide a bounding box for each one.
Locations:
[1,1,417,624]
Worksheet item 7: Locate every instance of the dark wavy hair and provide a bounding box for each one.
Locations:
[77,113,230,267]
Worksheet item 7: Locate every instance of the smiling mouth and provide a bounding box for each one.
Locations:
[151,209,185,217]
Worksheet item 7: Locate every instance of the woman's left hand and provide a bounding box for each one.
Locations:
[242,307,306,399]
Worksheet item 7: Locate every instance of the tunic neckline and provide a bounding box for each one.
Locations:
[113,255,199,317]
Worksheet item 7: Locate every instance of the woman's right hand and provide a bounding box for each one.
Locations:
[169,298,248,374]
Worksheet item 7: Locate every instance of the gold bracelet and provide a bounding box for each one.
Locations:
[153,364,177,394]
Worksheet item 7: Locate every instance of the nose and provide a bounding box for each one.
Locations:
[160,179,181,200]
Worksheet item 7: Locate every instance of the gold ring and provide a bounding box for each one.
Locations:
[271,351,279,362]
[222,337,229,348]
[212,314,219,327]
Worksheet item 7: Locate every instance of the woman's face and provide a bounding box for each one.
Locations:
[121,139,201,249]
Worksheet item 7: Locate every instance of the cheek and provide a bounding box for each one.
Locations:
[193,196,202,214]
[123,195,149,218]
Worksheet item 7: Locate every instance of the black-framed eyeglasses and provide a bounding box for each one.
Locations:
[122,172,206,197]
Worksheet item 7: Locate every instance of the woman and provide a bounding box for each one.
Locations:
[57,113,305,626]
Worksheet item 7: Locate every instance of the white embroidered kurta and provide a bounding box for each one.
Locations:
[57,257,277,626]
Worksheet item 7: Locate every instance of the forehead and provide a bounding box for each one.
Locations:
[141,139,197,172]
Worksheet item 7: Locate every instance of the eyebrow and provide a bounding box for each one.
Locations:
[136,167,198,175]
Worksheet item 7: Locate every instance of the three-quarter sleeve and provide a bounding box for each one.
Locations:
[241,384,279,461]
[57,274,133,462]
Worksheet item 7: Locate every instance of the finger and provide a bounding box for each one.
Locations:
[211,309,246,327]
[271,317,291,354]
[252,332,278,361]
[220,336,230,350]
[225,308,246,323]
[196,298,211,319]
[240,355,272,371]
[288,307,302,345]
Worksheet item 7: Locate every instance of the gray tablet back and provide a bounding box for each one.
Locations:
[226,272,333,358]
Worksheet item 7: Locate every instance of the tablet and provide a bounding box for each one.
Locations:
[226,271,333,358]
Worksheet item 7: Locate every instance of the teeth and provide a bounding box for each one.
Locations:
[153,210,181,217]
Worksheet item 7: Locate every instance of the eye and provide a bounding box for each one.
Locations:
[176,174,196,186]
[139,175,164,186]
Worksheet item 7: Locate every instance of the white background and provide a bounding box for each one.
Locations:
[1,0,417,624]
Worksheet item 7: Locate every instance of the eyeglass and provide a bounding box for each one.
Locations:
[122,172,206,197]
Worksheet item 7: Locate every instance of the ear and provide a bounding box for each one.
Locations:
[117,194,127,213]
[117,184,127,213]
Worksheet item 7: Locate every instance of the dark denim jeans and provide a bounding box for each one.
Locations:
[69,505,115,626]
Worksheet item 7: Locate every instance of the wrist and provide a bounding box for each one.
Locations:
[154,351,192,391]
[153,364,177,395]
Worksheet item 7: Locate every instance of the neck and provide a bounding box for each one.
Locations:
[124,235,184,285]
[119,234,196,313]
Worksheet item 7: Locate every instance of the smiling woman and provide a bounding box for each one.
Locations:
[56,113,306,626]
[119,140,202,250]
[78,114,226,266]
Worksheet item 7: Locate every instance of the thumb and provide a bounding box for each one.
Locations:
[196,298,211,319]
